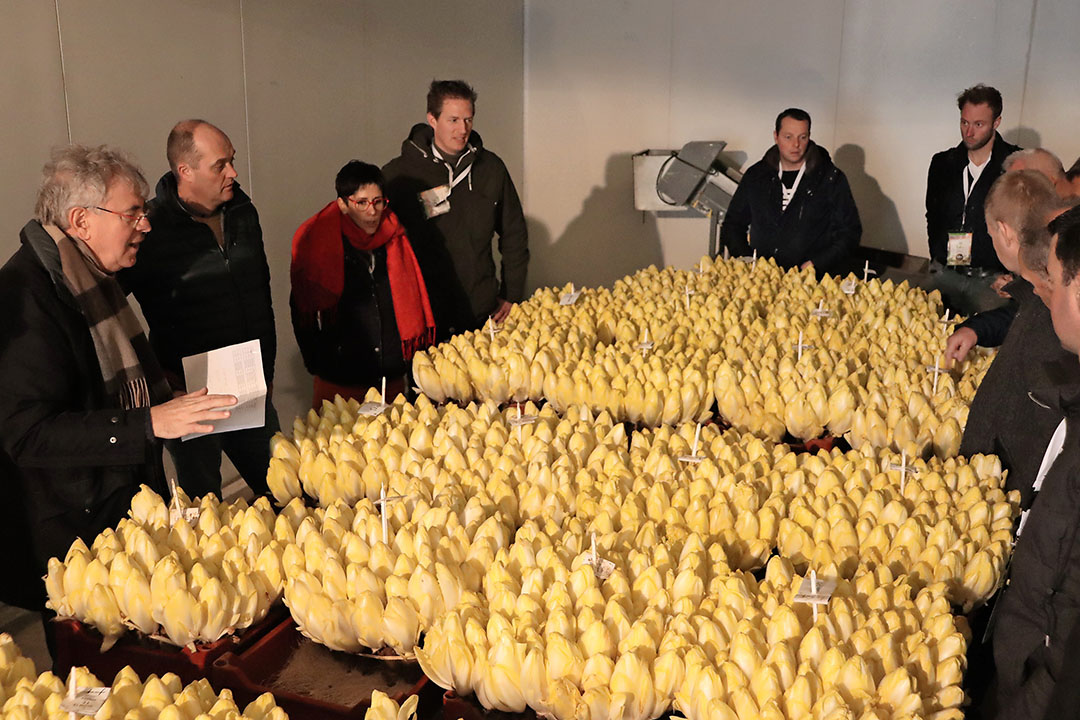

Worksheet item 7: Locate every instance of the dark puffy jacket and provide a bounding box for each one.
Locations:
[985,373,1080,720]
[120,174,276,384]
[960,300,1018,348]
[291,240,405,387]
[925,132,1020,270]
[719,142,861,275]
[959,279,1076,506]
[383,124,528,335]
[0,221,164,610]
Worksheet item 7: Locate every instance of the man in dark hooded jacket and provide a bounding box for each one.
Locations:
[383,80,528,337]
[719,108,861,276]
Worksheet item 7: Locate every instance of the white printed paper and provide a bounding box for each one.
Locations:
[181,340,265,441]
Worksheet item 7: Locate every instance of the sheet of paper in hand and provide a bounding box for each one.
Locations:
[181,339,265,441]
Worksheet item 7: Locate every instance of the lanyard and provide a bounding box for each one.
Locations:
[432,145,474,193]
[960,160,987,227]
[778,162,806,210]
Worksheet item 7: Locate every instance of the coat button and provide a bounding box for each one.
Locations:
[109,436,117,444]
[110,416,119,424]
[84,508,91,515]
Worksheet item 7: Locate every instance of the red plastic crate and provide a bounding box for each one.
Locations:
[53,604,287,685]
[442,691,537,720]
[211,618,434,720]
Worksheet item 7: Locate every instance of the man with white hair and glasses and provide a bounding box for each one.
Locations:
[0,145,235,616]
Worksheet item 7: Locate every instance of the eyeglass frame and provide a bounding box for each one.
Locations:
[347,196,388,211]
[91,205,150,227]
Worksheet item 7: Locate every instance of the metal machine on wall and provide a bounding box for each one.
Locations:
[632,141,743,258]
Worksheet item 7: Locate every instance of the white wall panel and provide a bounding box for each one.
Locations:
[524,2,673,290]
[0,2,70,259]
[56,0,248,183]
[524,0,1072,286]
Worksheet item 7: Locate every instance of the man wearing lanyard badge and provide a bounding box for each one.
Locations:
[719,107,861,276]
[384,80,528,339]
[925,84,1020,316]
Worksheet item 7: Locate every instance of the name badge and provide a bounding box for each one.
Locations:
[420,184,451,219]
[947,232,973,267]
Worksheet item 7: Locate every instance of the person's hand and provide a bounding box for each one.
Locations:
[491,299,513,324]
[991,273,1014,298]
[150,387,237,439]
[945,327,978,366]
[800,260,814,270]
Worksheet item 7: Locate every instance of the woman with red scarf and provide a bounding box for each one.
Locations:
[291,161,436,408]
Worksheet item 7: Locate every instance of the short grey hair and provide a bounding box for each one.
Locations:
[1003,148,1065,181]
[35,144,150,229]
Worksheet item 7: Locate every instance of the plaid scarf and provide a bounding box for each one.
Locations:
[45,224,169,409]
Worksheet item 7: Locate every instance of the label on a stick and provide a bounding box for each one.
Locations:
[169,506,200,526]
[585,555,616,581]
[60,688,111,715]
[358,402,389,417]
[793,576,836,605]
[559,289,583,306]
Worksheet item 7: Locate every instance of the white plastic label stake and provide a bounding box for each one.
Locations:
[926,354,945,395]
[678,423,704,464]
[752,249,758,270]
[841,278,857,295]
[586,533,615,580]
[358,378,389,416]
[560,284,583,305]
[810,299,831,318]
[635,327,654,357]
[794,570,836,621]
[167,479,200,526]
[862,261,877,283]
[684,285,694,310]
[939,309,951,326]
[380,485,388,544]
[794,330,813,361]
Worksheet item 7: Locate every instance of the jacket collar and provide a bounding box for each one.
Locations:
[401,123,484,161]
[949,131,1013,167]
[19,219,79,310]
[762,140,828,175]
[152,171,252,223]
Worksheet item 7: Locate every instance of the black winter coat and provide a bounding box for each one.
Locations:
[120,174,276,384]
[960,300,1018,348]
[985,370,1080,720]
[959,279,1075,506]
[0,221,165,610]
[719,142,861,275]
[383,124,528,336]
[925,132,1020,269]
[290,240,405,387]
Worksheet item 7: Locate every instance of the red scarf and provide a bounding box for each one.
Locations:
[291,202,436,359]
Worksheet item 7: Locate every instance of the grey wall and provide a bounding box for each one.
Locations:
[523,0,1080,290]
[1,0,524,430]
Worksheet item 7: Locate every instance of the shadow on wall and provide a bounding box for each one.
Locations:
[833,143,906,255]
[536,153,664,289]
[1003,126,1042,151]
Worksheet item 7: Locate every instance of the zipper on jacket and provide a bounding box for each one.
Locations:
[366,251,383,366]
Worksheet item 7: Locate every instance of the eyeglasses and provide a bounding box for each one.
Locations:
[348,197,388,211]
[93,206,150,227]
